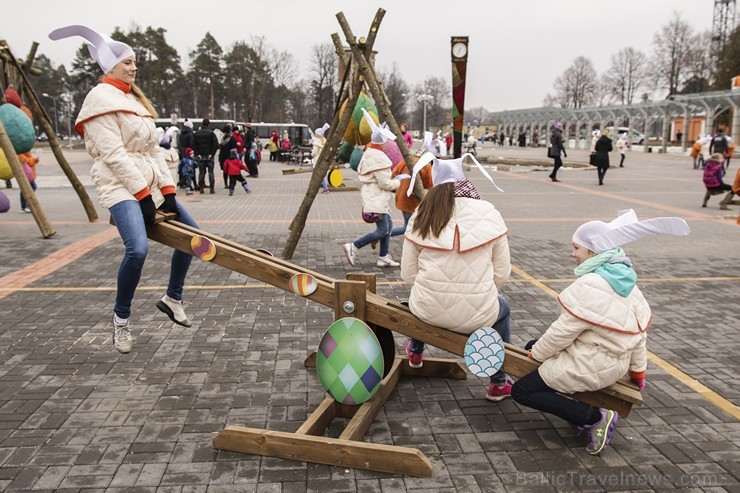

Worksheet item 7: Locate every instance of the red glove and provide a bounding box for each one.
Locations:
[629,371,646,391]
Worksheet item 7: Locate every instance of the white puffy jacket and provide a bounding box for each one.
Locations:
[531,272,650,394]
[76,82,175,209]
[401,198,511,334]
[358,145,400,214]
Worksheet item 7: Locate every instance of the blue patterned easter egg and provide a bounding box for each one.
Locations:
[464,328,505,377]
[316,318,384,405]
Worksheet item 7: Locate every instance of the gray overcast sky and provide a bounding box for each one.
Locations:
[3,0,720,112]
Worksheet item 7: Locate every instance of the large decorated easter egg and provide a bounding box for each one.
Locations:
[0,148,12,181]
[464,327,505,377]
[317,317,384,405]
[349,147,364,171]
[288,273,318,296]
[0,104,35,154]
[191,235,216,261]
[383,139,403,170]
[328,168,343,187]
[336,141,355,163]
[0,190,10,213]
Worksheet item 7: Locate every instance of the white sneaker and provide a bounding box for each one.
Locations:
[156,295,192,327]
[112,316,133,354]
[342,243,356,266]
[22,208,31,213]
[377,254,400,268]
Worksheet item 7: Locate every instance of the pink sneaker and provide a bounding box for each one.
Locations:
[486,378,513,402]
[405,340,423,368]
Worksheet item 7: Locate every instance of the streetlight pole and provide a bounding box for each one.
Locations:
[415,93,433,133]
[42,93,58,138]
[66,99,73,149]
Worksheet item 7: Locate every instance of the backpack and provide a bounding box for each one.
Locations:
[702,160,723,188]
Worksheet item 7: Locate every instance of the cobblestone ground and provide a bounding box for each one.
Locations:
[0,146,738,492]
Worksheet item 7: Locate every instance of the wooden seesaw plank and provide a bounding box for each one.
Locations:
[146,218,642,416]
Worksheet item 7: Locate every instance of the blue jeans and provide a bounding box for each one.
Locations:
[197,157,215,190]
[19,180,37,209]
[390,211,413,237]
[353,213,393,257]
[109,199,198,319]
[410,294,511,384]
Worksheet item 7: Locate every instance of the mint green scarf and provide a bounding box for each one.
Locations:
[574,247,637,297]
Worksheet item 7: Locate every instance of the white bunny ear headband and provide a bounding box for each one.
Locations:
[49,25,134,74]
[572,209,690,253]
[361,108,396,144]
[407,152,503,197]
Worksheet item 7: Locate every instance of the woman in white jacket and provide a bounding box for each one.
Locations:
[50,26,198,354]
[401,153,514,401]
[512,210,689,455]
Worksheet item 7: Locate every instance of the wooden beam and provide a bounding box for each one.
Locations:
[212,426,433,476]
[401,357,468,380]
[295,397,336,436]
[0,121,55,238]
[0,40,98,222]
[340,358,403,441]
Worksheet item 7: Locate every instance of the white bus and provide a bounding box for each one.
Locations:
[240,122,312,147]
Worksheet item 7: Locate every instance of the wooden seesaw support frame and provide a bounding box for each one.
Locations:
[144,214,643,476]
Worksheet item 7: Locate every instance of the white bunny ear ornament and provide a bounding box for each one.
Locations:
[49,25,134,74]
[361,108,396,145]
[407,152,503,197]
[572,209,690,253]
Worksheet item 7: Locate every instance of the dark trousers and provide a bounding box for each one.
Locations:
[619,154,625,167]
[550,156,562,179]
[511,369,600,427]
[597,166,608,185]
[197,158,215,190]
[228,174,247,193]
[246,159,259,177]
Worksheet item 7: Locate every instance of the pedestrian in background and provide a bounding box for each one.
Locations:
[617,133,627,168]
[593,130,613,186]
[193,118,219,194]
[548,122,566,182]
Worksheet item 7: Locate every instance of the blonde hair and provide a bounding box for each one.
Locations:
[131,83,158,118]
[602,130,610,137]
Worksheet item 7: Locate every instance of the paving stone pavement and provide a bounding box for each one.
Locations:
[0,146,738,492]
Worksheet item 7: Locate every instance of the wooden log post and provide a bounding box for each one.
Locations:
[0,121,55,238]
[336,11,424,200]
[282,9,386,260]
[0,40,98,222]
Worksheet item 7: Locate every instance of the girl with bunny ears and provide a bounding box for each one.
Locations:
[401,152,515,401]
[513,210,689,455]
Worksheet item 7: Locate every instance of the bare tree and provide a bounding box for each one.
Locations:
[412,77,450,128]
[309,42,338,127]
[603,47,646,105]
[377,63,410,125]
[551,56,598,109]
[650,13,693,96]
[270,50,299,88]
[683,30,713,93]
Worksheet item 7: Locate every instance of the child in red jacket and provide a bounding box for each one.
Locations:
[223,149,251,196]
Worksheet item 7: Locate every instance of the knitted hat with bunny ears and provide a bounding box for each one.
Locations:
[360,108,396,144]
[572,209,689,254]
[407,152,503,197]
[49,25,134,74]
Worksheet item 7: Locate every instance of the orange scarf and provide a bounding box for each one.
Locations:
[102,77,131,94]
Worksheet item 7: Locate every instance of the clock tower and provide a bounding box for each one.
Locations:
[451,36,469,158]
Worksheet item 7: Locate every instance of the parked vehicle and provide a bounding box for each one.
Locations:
[605,127,646,145]
[241,122,312,147]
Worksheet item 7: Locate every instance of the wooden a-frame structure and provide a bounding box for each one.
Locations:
[0,39,98,238]
[282,9,421,260]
